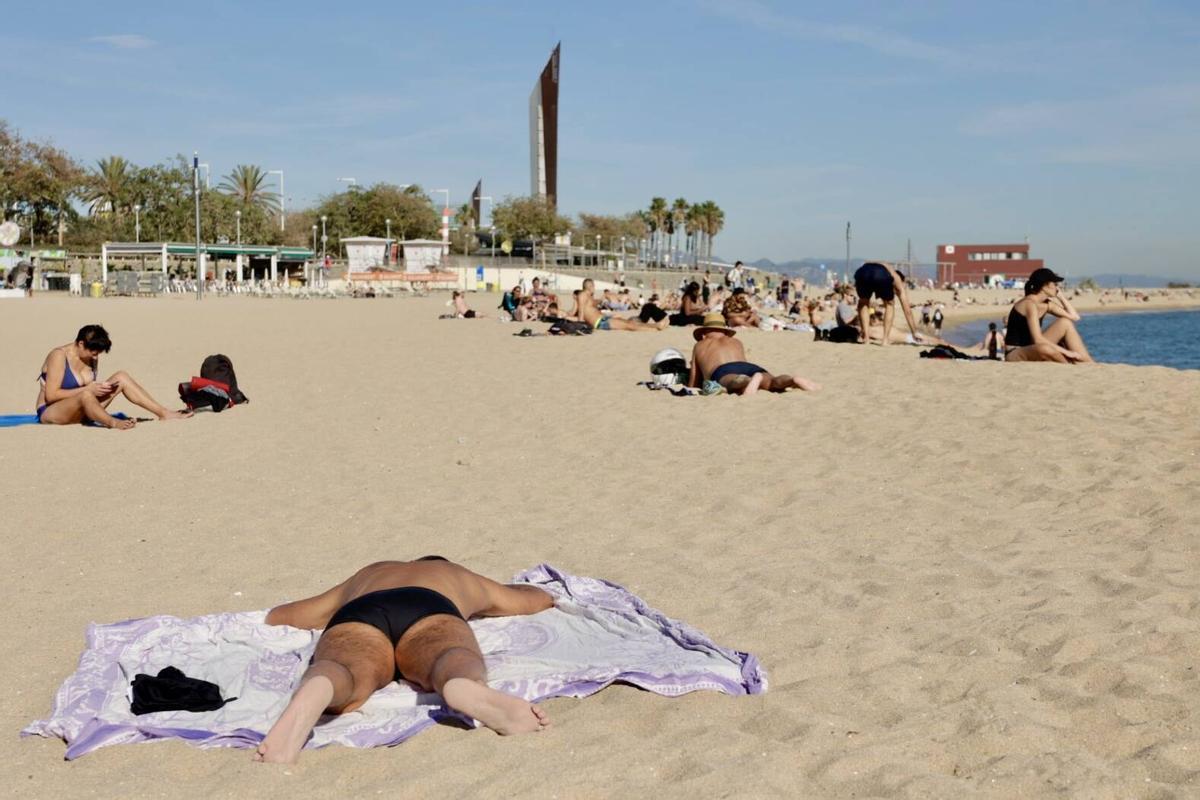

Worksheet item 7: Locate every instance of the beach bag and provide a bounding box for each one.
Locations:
[177,354,248,412]
[548,319,592,335]
[920,344,975,360]
[200,354,248,404]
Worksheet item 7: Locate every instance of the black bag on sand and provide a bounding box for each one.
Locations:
[548,319,593,335]
[130,666,235,715]
[200,355,247,404]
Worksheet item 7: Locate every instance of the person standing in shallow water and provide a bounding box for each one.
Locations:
[1004,268,1093,363]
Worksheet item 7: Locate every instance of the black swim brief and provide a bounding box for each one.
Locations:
[324,586,464,681]
[854,262,895,302]
[710,361,767,384]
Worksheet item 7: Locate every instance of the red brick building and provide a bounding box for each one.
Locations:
[936,243,1044,286]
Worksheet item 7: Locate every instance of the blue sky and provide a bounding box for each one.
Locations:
[5,0,1198,276]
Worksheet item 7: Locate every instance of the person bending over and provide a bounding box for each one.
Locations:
[257,557,554,764]
[35,324,191,429]
[1004,268,1093,363]
[688,312,820,396]
[853,262,923,346]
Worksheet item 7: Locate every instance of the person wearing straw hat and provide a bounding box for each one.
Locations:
[687,312,821,396]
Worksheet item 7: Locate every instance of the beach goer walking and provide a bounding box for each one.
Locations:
[1004,268,1093,363]
[932,305,945,334]
[688,312,820,396]
[256,557,554,764]
[35,324,192,428]
[853,262,923,346]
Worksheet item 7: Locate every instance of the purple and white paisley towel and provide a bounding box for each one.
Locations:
[23,564,766,759]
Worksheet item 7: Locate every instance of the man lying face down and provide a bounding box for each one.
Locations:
[687,313,821,396]
[256,557,555,764]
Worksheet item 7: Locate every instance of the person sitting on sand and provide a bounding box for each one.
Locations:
[853,261,923,346]
[35,324,192,429]
[514,295,539,322]
[577,278,668,331]
[1004,268,1093,363]
[256,556,554,764]
[500,286,522,317]
[452,291,485,319]
[722,288,761,328]
[670,281,707,327]
[687,312,820,396]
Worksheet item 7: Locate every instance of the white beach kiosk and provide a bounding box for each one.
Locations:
[343,237,456,289]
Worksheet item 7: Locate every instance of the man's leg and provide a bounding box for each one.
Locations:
[717,372,764,396]
[255,624,394,763]
[39,392,135,429]
[396,616,549,735]
[105,371,191,420]
[881,300,896,347]
[764,373,821,392]
[857,298,872,343]
[1042,318,1094,362]
[609,316,669,331]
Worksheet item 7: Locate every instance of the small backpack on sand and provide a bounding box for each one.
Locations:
[178,354,248,412]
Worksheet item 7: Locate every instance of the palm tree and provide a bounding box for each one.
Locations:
[648,197,668,266]
[85,156,132,216]
[219,164,280,213]
[703,202,725,263]
[686,204,704,268]
[671,198,689,267]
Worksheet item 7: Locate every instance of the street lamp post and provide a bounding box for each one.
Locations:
[321,215,328,262]
[134,204,141,243]
[268,170,284,231]
[490,226,496,260]
[434,189,450,257]
[620,235,626,268]
[235,210,241,246]
[595,235,601,268]
[198,163,210,190]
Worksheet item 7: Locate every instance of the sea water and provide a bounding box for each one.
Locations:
[946,308,1200,370]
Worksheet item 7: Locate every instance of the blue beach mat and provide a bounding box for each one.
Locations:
[0,412,133,429]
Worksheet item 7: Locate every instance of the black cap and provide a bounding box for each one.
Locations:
[1028,267,1064,289]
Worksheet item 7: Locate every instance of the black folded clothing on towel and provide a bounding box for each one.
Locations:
[130,666,235,715]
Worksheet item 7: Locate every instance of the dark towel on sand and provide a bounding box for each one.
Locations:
[130,666,235,715]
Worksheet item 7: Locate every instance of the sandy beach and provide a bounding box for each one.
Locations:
[4,292,1199,798]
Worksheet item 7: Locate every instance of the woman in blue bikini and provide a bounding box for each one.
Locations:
[36,324,191,429]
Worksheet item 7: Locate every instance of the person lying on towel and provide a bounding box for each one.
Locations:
[688,312,821,396]
[36,324,192,429]
[256,557,554,764]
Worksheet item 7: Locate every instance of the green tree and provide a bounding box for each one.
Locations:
[313,183,438,255]
[671,198,689,266]
[647,197,668,265]
[85,156,134,217]
[492,195,571,242]
[575,212,647,251]
[219,164,281,214]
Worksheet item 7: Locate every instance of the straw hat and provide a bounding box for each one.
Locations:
[693,311,736,341]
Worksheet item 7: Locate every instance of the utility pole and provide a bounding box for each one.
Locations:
[193,153,203,299]
[844,222,851,284]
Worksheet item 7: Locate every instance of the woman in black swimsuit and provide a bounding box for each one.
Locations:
[1004,269,1093,363]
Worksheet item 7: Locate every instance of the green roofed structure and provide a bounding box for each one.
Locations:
[100,241,315,284]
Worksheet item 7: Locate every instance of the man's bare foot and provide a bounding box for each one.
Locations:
[159,409,193,420]
[442,677,550,735]
[253,676,333,764]
[741,373,764,396]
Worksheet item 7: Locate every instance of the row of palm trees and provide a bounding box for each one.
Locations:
[84,157,280,218]
[641,197,725,267]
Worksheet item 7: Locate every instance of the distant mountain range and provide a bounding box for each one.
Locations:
[749,259,1191,288]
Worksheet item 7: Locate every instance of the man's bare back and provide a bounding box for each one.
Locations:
[692,335,747,381]
[265,558,552,630]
